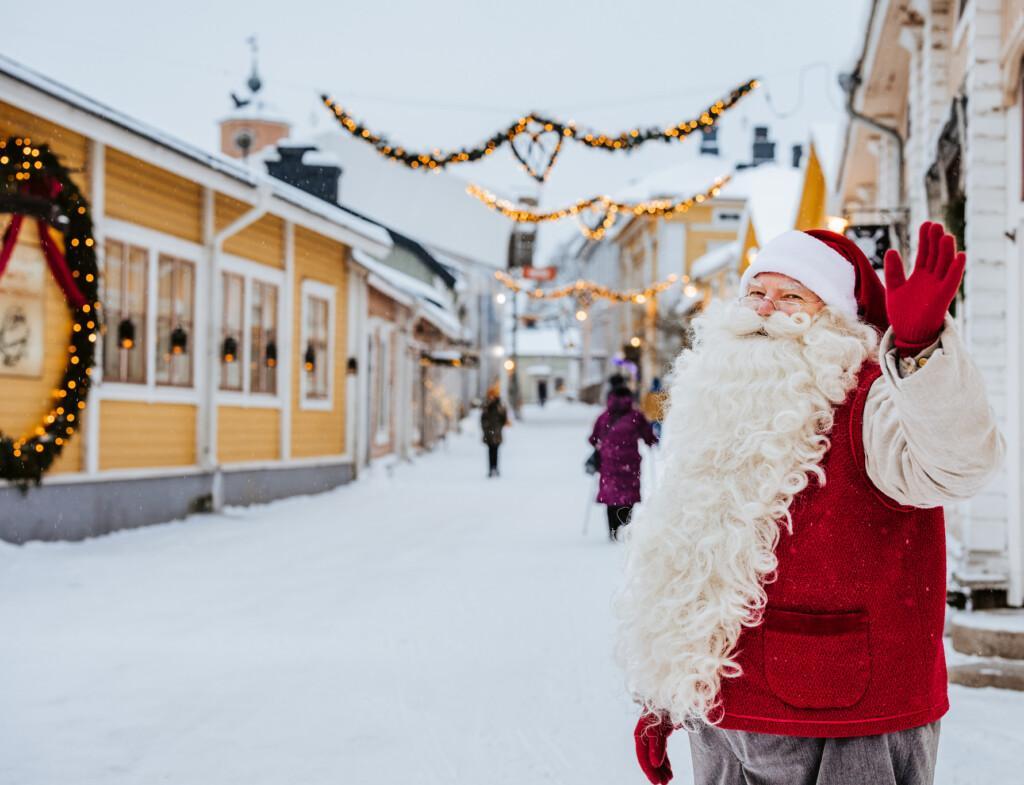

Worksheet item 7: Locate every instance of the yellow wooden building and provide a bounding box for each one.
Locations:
[0,58,392,542]
[576,131,839,388]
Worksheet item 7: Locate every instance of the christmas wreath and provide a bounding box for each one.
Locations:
[0,136,100,486]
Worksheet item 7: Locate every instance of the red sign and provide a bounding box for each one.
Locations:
[522,265,557,281]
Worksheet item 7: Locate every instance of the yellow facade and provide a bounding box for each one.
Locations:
[218,407,280,463]
[99,401,196,470]
[215,193,285,268]
[794,144,827,231]
[291,227,348,459]
[105,148,203,243]
[3,99,358,485]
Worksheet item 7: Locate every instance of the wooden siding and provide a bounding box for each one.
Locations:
[105,148,202,242]
[99,401,196,469]
[0,101,89,195]
[0,222,83,474]
[291,228,348,459]
[218,406,280,463]
[215,193,285,268]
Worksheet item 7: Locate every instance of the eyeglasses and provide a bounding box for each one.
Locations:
[738,292,821,314]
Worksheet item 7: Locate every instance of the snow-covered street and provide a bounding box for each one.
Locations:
[1,402,1022,785]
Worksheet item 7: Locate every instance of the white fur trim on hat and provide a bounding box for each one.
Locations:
[739,230,858,320]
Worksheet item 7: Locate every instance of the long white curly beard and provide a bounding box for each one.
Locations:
[615,300,879,726]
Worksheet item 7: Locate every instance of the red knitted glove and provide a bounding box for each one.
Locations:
[633,713,674,784]
[883,222,965,355]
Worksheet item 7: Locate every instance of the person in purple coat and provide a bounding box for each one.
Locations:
[589,382,659,540]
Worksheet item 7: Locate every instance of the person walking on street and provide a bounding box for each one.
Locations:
[589,382,658,540]
[480,384,508,478]
[618,224,1004,785]
[641,377,667,440]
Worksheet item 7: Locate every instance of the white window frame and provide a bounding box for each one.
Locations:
[217,253,286,409]
[372,321,394,446]
[300,278,336,411]
[98,219,204,405]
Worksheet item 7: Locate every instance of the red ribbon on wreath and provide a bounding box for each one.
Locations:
[0,177,87,308]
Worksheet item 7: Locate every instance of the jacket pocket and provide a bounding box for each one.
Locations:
[762,608,870,710]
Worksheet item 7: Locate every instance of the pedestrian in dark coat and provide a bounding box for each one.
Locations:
[480,385,508,478]
[589,385,658,539]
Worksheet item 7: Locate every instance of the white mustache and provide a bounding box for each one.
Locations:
[723,303,814,340]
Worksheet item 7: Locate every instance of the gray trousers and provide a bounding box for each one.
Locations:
[688,722,941,785]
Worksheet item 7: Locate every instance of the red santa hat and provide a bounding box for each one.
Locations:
[739,229,889,332]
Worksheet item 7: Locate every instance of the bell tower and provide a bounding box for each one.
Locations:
[219,36,291,160]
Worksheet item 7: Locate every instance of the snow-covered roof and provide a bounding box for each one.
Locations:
[525,364,553,376]
[221,98,290,126]
[353,250,450,309]
[352,250,465,341]
[516,327,580,358]
[690,241,740,280]
[0,54,390,251]
[418,298,466,342]
[810,123,842,190]
[614,156,737,203]
[722,164,802,245]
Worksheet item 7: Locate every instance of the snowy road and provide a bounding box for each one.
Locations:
[1,402,1021,785]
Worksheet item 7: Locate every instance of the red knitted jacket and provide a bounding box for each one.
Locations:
[717,363,948,737]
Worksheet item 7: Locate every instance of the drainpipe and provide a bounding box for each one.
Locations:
[841,69,906,212]
[200,185,272,511]
[839,0,909,252]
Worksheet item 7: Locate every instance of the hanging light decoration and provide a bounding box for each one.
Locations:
[169,325,188,355]
[221,335,238,364]
[117,318,136,350]
[304,342,316,373]
[265,339,278,368]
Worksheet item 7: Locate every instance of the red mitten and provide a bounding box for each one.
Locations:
[633,713,674,784]
[883,222,966,355]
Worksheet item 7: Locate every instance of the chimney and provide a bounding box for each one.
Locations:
[791,144,804,169]
[751,126,776,167]
[699,126,720,157]
[265,144,342,204]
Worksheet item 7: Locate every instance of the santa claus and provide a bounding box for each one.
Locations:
[617,222,1004,785]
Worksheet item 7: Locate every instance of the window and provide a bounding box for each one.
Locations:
[305,294,330,400]
[220,272,244,391]
[713,209,742,227]
[250,281,278,395]
[155,255,195,387]
[103,239,148,384]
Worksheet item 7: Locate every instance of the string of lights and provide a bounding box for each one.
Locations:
[321,79,758,182]
[494,270,699,305]
[467,175,730,240]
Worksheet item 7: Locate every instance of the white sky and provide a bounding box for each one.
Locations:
[2,0,870,262]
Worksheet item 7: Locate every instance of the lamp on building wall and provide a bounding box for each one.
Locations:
[826,215,850,234]
[346,357,358,375]
[265,340,278,368]
[575,309,588,321]
[684,283,699,298]
[221,335,238,363]
[117,318,136,350]
[170,326,188,355]
[304,342,316,373]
